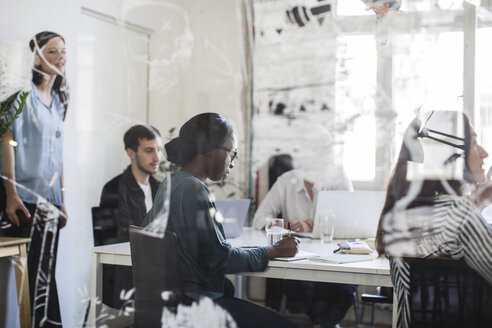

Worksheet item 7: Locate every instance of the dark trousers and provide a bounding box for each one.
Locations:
[215,296,298,328]
[267,278,357,327]
[289,281,357,327]
[0,201,62,328]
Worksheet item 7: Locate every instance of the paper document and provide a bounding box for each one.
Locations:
[274,250,317,262]
[309,254,374,264]
[283,231,313,239]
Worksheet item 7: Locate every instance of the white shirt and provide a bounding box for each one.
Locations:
[252,168,353,230]
[138,181,153,213]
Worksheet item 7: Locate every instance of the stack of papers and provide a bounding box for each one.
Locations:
[309,254,374,264]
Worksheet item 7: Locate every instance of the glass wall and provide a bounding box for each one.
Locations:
[251,0,484,191]
[2,1,492,327]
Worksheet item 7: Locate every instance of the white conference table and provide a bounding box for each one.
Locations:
[89,228,395,326]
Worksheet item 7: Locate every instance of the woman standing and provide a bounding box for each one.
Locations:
[144,112,300,327]
[375,110,492,327]
[0,31,69,327]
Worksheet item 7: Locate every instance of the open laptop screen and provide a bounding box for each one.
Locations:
[215,199,251,239]
[312,190,386,239]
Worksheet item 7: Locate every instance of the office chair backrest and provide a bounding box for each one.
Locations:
[91,206,118,246]
[265,154,294,311]
[406,257,492,328]
[129,225,183,327]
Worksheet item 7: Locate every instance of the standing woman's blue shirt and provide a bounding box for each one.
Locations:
[5,82,64,206]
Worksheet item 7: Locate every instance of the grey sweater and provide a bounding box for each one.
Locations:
[144,170,268,300]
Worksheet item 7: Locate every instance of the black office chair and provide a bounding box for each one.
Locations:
[406,257,492,327]
[91,206,118,246]
[91,206,118,308]
[129,225,185,327]
[263,155,296,311]
[359,286,393,326]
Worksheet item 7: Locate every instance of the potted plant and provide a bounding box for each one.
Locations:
[0,90,28,139]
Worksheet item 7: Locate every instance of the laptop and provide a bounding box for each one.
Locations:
[215,199,251,239]
[311,190,386,239]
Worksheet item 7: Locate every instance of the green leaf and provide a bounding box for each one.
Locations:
[0,90,29,139]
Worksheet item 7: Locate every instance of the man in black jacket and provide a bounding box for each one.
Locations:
[99,124,162,313]
[100,124,162,241]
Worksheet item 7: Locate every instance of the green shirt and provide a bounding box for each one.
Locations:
[144,170,268,300]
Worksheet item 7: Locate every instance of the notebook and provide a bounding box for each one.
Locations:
[311,190,386,239]
[215,199,251,239]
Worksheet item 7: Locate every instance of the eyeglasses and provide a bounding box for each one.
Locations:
[219,146,238,163]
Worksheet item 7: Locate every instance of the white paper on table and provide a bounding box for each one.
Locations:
[273,250,318,262]
[309,253,375,264]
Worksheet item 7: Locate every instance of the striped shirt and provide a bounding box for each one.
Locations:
[381,195,492,327]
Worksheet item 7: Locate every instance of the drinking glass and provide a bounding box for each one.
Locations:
[265,218,284,245]
[319,213,335,243]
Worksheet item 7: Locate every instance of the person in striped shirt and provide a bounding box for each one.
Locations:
[375,110,492,327]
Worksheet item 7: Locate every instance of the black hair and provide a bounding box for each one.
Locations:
[165,113,234,166]
[375,111,472,256]
[124,124,161,151]
[29,31,70,119]
[268,154,294,189]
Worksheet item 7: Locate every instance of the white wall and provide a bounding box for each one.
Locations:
[82,0,251,194]
[147,0,251,196]
[1,1,252,327]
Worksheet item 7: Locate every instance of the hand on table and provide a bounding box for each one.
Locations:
[289,219,314,232]
[266,236,300,259]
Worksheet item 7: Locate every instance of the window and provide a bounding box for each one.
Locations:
[476,26,492,170]
[337,0,373,16]
[392,30,463,155]
[336,35,377,181]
